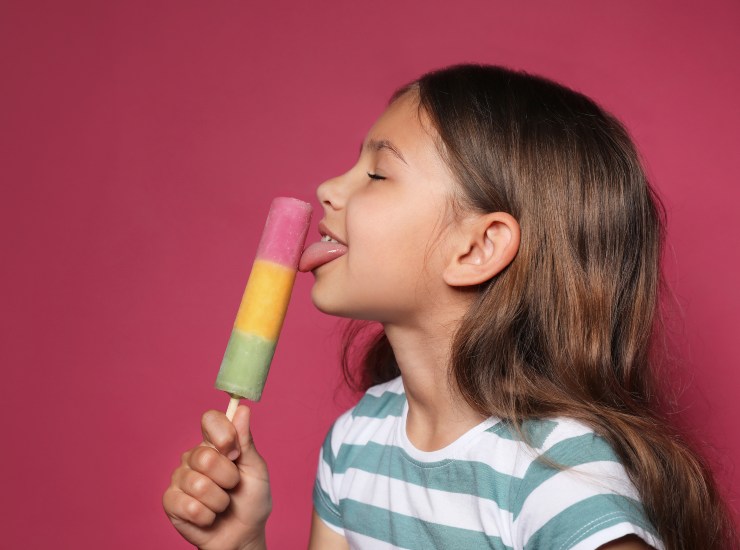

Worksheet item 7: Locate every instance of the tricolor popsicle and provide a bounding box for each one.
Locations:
[215,197,312,418]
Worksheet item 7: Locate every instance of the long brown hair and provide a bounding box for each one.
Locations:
[341,65,737,549]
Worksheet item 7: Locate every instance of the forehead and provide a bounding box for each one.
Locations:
[365,92,439,160]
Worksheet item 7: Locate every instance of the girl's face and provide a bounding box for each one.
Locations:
[306,92,464,325]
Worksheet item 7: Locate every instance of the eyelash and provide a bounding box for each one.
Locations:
[367,172,386,181]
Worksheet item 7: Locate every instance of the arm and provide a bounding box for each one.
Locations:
[598,535,653,550]
[308,508,349,550]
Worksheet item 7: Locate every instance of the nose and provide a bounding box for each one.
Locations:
[316,174,346,211]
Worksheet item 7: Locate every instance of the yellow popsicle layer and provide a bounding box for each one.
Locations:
[233,259,296,340]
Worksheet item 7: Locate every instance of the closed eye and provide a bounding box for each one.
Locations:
[367,172,386,181]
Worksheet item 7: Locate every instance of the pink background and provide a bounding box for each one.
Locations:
[2,1,738,547]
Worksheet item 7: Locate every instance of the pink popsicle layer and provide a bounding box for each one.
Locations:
[256,197,313,267]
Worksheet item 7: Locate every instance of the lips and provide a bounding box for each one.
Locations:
[298,223,348,272]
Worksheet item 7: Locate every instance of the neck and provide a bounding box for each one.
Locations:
[383,310,487,452]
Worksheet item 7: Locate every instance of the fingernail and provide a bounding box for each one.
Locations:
[227,449,239,461]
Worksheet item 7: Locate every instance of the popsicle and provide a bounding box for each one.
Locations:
[215,197,312,419]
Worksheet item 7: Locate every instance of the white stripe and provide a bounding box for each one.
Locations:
[515,460,639,545]
[330,408,356,457]
[337,469,515,547]
[346,416,399,448]
[538,418,596,451]
[464,430,540,478]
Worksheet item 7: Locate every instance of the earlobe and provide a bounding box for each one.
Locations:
[443,212,520,287]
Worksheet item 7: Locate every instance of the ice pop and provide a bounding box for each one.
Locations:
[215,197,312,418]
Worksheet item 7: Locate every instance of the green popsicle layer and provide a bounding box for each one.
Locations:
[215,329,277,401]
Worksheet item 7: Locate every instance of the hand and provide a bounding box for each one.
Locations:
[163,406,271,550]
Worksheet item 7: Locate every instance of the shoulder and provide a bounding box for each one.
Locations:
[509,417,663,550]
[514,418,638,508]
[511,417,640,515]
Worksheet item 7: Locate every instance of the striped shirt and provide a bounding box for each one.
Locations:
[313,376,663,550]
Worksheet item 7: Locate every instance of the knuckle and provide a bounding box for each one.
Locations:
[211,431,233,450]
[188,473,209,499]
[187,499,215,527]
[190,446,216,471]
[162,488,174,513]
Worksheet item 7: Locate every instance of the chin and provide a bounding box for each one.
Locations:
[310,285,347,317]
[309,286,381,321]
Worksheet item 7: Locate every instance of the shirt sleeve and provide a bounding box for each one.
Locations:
[312,409,354,535]
[511,429,664,550]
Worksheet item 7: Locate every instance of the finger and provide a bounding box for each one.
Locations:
[188,446,241,490]
[163,488,216,528]
[179,448,192,467]
[201,410,240,460]
[231,406,269,479]
[231,405,256,458]
[180,469,231,514]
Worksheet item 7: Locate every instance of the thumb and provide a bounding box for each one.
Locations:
[230,405,259,463]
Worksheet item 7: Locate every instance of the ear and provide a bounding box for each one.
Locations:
[442,212,520,287]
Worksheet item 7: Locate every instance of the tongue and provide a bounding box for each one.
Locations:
[299,241,348,272]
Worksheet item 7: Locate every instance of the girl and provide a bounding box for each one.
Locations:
[163,65,737,549]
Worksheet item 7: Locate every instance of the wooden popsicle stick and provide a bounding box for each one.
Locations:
[226,395,240,421]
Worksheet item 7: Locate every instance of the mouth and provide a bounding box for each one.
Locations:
[298,222,348,272]
[317,222,346,246]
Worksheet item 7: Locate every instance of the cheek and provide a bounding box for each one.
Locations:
[343,188,449,284]
[346,204,412,272]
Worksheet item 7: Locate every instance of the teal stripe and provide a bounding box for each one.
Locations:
[334,442,521,510]
[523,493,658,549]
[321,424,336,469]
[513,434,622,518]
[313,480,343,529]
[342,499,513,550]
[352,391,406,419]
[486,419,558,448]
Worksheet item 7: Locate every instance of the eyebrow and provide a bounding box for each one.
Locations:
[359,139,408,166]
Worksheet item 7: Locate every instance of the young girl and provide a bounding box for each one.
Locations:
[163,65,736,549]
